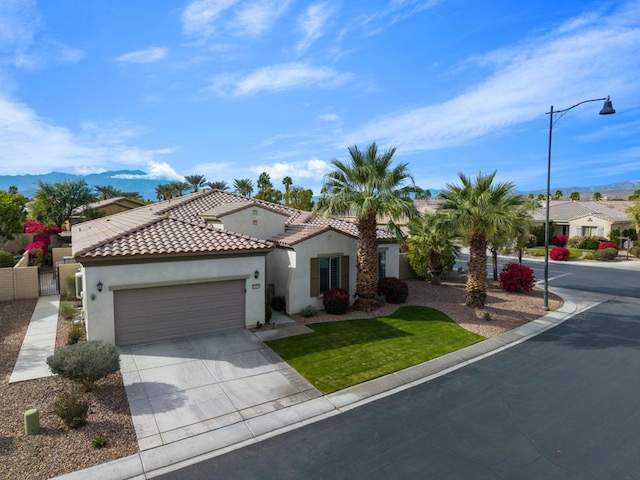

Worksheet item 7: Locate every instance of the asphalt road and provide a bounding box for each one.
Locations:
[158,290,640,478]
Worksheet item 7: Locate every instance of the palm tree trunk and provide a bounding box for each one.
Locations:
[491,248,498,280]
[466,230,487,308]
[354,211,379,312]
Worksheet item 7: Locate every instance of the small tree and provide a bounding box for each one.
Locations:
[569,192,580,201]
[0,190,27,249]
[47,341,120,391]
[31,179,95,227]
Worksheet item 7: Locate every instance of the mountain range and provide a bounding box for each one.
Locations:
[1,170,639,202]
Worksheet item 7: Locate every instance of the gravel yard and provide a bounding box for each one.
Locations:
[1,275,561,479]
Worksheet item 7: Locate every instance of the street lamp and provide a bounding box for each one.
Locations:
[542,96,615,310]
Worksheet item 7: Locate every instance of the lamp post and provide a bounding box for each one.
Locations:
[542,96,615,310]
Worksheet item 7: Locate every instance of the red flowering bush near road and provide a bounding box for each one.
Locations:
[598,241,619,250]
[550,247,570,261]
[322,287,350,314]
[499,263,536,293]
[551,234,568,247]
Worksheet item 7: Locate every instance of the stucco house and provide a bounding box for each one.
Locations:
[72,190,398,346]
[531,200,635,238]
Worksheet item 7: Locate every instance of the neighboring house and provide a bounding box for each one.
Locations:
[531,200,635,238]
[72,190,398,346]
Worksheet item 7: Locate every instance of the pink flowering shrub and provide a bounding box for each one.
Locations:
[550,247,570,261]
[551,234,568,247]
[499,263,536,293]
[322,288,350,315]
[377,277,409,304]
[598,241,619,250]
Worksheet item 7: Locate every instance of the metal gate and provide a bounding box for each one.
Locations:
[39,266,60,296]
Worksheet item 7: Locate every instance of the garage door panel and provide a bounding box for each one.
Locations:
[115,280,246,346]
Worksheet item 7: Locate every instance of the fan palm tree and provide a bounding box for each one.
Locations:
[155,184,174,201]
[206,180,229,191]
[315,142,418,311]
[487,200,534,279]
[233,178,254,197]
[592,191,603,201]
[184,174,207,193]
[282,176,293,205]
[94,185,122,200]
[569,192,580,201]
[169,181,190,197]
[406,213,460,285]
[438,171,525,308]
[554,190,563,200]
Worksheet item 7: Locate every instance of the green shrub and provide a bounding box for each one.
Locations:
[299,305,317,318]
[630,246,640,258]
[592,247,618,261]
[271,295,286,311]
[265,304,273,323]
[482,311,492,321]
[47,340,120,391]
[322,287,350,315]
[59,301,76,320]
[67,323,85,345]
[92,435,107,448]
[0,250,16,267]
[53,390,90,429]
[65,275,77,300]
[377,277,409,304]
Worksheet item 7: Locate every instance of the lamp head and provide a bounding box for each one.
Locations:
[599,96,615,115]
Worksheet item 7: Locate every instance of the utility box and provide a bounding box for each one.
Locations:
[24,409,39,435]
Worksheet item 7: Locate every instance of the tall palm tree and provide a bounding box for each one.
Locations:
[487,200,533,279]
[592,191,603,201]
[169,181,190,197]
[206,180,229,191]
[438,171,525,308]
[569,191,580,201]
[155,184,175,201]
[554,190,563,200]
[233,178,254,197]
[95,185,122,200]
[315,142,418,311]
[282,176,293,205]
[184,174,207,193]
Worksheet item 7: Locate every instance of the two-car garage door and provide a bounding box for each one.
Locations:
[114,280,245,346]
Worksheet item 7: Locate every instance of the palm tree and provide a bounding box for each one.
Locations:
[415,188,432,200]
[554,190,563,200]
[315,142,418,311]
[569,191,580,201]
[282,176,293,205]
[406,213,460,285]
[155,184,175,201]
[592,191,603,201]
[206,181,229,191]
[233,178,254,197]
[184,174,207,193]
[95,185,122,200]
[169,181,190,197]
[438,171,525,308]
[487,200,534,279]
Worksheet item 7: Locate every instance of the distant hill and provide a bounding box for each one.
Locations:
[0,170,170,201]
[520,181,640,201]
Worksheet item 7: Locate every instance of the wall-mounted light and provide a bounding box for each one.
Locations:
[254,270,259,279]
[97,281,103,292]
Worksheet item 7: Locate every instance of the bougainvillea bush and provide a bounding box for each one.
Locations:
[322,287,350,315]
[499,263,536,293]
[598,241,619,250]
[550,247,570,261]
[377,277,409,304]
[551,234,568,247]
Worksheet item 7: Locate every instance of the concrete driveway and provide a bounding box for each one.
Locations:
[119,329,321,451]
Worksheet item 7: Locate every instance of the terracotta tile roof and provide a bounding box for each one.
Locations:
[72,189,395,259]
[530,201,632,223]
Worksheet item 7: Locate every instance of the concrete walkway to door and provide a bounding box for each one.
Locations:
[119,317,323,453]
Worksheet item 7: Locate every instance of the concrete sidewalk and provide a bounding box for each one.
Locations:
[9,295,59,383]
[52,286,610,480]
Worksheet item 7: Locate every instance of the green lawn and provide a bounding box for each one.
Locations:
[527,247,590,259]
[267,306,485,394]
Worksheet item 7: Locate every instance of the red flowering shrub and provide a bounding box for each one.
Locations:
[550,247,570,261]
[598,241,619,250]
[25,240,47,252]
[322,287,350,315]
[551,234,568,247]
[377,277,409,304]
[499,263,536,293]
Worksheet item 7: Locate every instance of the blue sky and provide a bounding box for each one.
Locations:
[1,0,638,194]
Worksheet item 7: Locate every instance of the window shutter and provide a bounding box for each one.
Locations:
[310,257,320,297]
[341,255,349,291]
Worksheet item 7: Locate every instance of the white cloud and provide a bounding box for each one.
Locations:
[112,161,184,181]
[296,3,335,52]
[318,113,340,122]
[0,94,176,175]
[115,47,168,64]
[210,62,353,96]
[251,157,332,180]
[182,0,238,38]
[190,162,235,179]
[232,1,291,37]
[341,3,640,153]
[350,0,440,37]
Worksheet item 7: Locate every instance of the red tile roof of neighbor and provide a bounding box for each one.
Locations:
[72,190,396,260]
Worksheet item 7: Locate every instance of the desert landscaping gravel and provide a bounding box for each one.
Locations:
[1,275,561,479]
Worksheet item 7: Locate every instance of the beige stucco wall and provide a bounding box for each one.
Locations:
[0,268,14,301]
[219,207,287,240]
[266,231,400,314]
[59,263,81,299]
[565,216,629,238]
[52,247,73,266]
[13,266,38,299]
[79,254,267,345]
